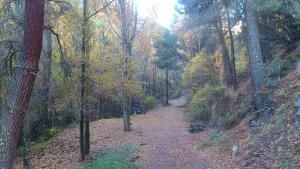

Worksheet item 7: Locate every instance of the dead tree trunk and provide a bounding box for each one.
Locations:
[0,0,45,168]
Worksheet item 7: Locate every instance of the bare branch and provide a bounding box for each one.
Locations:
[107,18,122,39]
[87,0,115,20]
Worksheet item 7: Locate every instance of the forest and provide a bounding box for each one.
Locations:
[0,0,299,168]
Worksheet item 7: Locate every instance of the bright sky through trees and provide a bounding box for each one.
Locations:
[136,0,177,28]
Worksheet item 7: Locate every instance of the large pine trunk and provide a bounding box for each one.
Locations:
[245,0,266,106]
[215,15,235,87]
[0,0,45,168]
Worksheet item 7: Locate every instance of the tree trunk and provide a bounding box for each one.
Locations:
[226,8,238,90]
[0,0,44,168]
[245,0,266,107]
[153,65,156,97]
[22,112,30,169]
[118,0,133,132]
[80,0,88,160]
[215,17,234,87]
[123,57,130,132]
[165,69,169,105]
[213,1,234,87]
[84,116,90,155]
[41,4,53,128]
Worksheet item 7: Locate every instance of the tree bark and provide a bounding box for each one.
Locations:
[118,0,134,132]
[153,65,156,97]
[41,3,53,128]
[165,69,169,105]
[80,0,88,160]
[0,0,44,168]
[215,15,234,87]
[245,0,266,107]
[226,8,238,90]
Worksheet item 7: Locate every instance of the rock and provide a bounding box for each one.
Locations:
[188,122,205,133]
[232,144,238,158]
[262,107,274,118]
[295,99,300,129]
[250,120,257,135]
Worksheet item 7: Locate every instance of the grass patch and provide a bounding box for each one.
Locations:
[197,131,233,152]
[73,144,139,169]
[16,142,45,157]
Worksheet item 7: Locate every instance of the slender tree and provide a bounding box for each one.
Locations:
[80,0,88,160]
[154,30,179,105]
[225,0,238,90]
[0,0,45,168]
[116,0,139,131]
[245,0,266,107]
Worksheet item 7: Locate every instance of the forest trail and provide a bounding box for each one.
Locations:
[137,98,209,169]
[14,98,212,169]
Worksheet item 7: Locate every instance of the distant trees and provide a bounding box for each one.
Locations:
[0,0,45,168]
[154,30,180,105]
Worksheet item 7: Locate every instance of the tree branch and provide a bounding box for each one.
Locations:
[87,0,115,20]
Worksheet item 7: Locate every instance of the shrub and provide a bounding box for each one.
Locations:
[188,85,226,125]
[287,53,300,63]
[143,96,156,110]
[268,59,288,78]
[73,144,139,169]
[44,127,60,140]
[217,112,238,129]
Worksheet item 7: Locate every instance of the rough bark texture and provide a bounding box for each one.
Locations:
[0,0,45,168]
[226,8,238,90]
[216,15,234,86]
[245,0,266,106]
[41,4,53,128]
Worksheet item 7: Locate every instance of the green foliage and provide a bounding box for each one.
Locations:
[143,96,156,110]
[287,53,300,62]
[268,59,288,78]
[197,131,233,152]
[73,144,139,169]
[154,30,180,70]
[188,85,226,125]
[45,127,61,139]
[217,112,238,129]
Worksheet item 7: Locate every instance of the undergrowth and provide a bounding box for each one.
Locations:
[72,144,139,169]
[197,131,233,152]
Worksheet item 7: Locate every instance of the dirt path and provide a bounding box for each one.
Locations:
[14,98,213,169]
[137,98,209,169]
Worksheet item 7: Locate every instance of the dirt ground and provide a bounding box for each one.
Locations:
[14,98,235,169]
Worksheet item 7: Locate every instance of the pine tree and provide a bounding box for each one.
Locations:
[154,30,180,105]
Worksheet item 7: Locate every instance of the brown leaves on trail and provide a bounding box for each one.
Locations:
[13,98,210,169]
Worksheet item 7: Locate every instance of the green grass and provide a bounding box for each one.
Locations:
[197,131,234,152]
[72,144,139,169]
